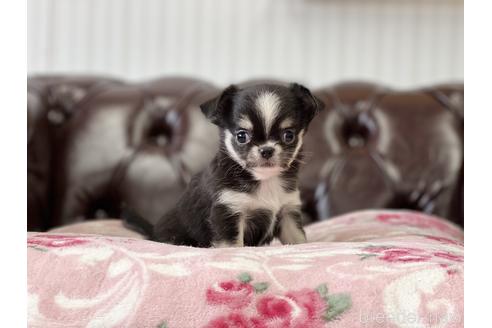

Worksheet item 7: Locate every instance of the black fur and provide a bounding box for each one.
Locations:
[245,209,274,246]
[125,83,324,247]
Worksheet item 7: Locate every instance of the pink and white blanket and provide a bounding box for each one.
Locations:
[27,210,464,328]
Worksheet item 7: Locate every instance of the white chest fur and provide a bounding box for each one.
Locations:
[217,177,301,216]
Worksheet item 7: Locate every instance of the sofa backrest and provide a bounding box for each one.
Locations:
[27,76,463,230]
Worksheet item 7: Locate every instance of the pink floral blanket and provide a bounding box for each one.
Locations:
[27,210,464,328]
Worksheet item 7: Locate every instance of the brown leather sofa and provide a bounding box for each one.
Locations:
[27,75,463,231]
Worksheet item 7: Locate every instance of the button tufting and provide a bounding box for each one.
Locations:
[26,77,464,229]
[146,116,173,147]
[341,112,377,148]
[140,96,181,148]
[449,92,463,108]
[47,109,65,125]
[155,135,168,147]
[94,209,108,219]
[49,85,87,111]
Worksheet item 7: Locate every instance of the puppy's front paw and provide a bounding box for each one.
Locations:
[277,209,307,245]
[213,239,244,248]
[213,241,234,248]
[282,229,307,245]
[279,223,307,245]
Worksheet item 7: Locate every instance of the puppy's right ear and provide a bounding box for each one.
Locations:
[200,85,238,126]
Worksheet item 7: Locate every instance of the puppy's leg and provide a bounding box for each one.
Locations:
[245,209,274,246]
[210,205,244,247]
[276,208,307,245]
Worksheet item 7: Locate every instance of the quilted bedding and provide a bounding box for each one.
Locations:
[27,210,464,328]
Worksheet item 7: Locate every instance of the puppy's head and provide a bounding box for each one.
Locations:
[201,83,324,180]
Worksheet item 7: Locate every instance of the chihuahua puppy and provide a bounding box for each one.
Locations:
[125,83,323,247]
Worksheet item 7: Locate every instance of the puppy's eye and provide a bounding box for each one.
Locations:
[236,130,251,144]
[282,129,296,144]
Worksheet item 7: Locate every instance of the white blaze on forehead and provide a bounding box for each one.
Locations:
[224,130,246,167]
[255,92,281,134]
[238,116,253,130]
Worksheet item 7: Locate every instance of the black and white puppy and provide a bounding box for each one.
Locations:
[126,83,323,247]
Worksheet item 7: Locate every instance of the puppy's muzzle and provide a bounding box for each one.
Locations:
[259,146,275,159]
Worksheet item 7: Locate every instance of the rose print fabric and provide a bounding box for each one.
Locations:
[27,210,463,327]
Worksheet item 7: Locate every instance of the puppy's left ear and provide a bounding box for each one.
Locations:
[290,83,325,126]
[200,85,238,127]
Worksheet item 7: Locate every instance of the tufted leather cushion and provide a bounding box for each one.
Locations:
[27,76,463,230]
[28,76,123,230]
[28,76,220,229]
[302,82,463,225]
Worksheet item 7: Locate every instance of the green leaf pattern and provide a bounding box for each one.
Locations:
[237,272,252,283]
[324,293,352,321]
[161,273,352,325]
[253,282,269,293]
[239,272,351,321]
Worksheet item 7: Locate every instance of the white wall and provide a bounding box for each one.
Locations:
[27,0,463,88]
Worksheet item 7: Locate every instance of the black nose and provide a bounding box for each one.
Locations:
[259,146,275,159]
